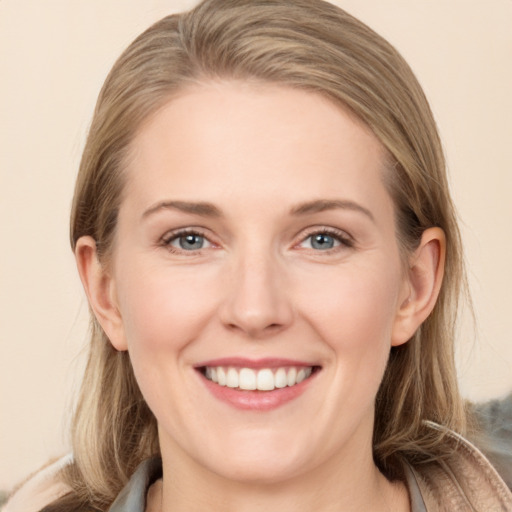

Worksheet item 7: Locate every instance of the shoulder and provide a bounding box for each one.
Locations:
[3,455,72,512]
[410,422,512,511]
[472,393,512,490]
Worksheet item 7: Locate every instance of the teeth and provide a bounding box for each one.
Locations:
[217,367,227,386]
[226,368,238,388]
[204,366,314,391]
[287,367,297,387]
[239,368,257,390]
[296,368,306,383]
[257,369,275,391]
[274,368,288,388]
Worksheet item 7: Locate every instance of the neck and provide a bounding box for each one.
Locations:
[154,443,409,512]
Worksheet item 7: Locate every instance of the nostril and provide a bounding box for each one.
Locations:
[224,321,283,335]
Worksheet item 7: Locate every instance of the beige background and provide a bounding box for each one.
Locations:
[1,0,511,491]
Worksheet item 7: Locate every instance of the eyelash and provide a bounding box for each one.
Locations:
[159,227,354,255]
[160,228,212,254]
[298,227,354,252]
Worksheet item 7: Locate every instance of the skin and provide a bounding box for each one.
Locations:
[76,82,445,512]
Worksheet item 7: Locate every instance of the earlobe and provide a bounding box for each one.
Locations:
[74,236,128,351]
[391,227,446,347]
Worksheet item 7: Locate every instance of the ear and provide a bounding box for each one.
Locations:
[391,227,446,347]
[74,236,128,351]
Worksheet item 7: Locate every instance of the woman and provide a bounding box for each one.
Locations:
[5,0,512,510]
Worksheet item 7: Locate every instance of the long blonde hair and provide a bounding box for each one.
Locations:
[59,0,468,509]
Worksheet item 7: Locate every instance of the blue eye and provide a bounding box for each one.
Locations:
[165,232,212,251]
[179,234,204,250]
[310,233,337,250]
[298,230,351,251]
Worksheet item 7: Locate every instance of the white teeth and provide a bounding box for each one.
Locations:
[204,366,314,391]
[239,368,257,390]
[287,367,297,387]
[217,367,227,386]
[226,368,238,388]
[274,368,288,388]
[257,369,275,391]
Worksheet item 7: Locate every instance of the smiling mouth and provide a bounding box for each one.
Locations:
[199,365,320,391]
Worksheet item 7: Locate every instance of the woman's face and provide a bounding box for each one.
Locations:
[104,83,414,483]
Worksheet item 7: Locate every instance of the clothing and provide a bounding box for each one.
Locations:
[405,422,512,511]
[473,393,512,490]
[2,455,72,512]
[108,458,162,512]
[3,425,511,511]
[107,424,512,512]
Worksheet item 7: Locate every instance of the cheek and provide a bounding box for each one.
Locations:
[113,265,223,424]
[114,264,221,358]
[297,259,402,357]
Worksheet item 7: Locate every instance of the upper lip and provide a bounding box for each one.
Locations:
[194,357,319,369]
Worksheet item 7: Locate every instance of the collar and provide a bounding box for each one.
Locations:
[108,457,162,512]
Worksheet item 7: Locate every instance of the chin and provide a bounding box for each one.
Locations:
[209,455,307,485]
[197,433,314,485]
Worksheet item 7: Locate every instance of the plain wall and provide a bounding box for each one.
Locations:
[1,0,511,491]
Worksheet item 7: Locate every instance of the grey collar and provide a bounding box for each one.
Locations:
[108,457,162,512]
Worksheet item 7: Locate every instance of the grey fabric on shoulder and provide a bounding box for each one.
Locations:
[403,463,427,512]
[108,458,162,512]
[472,393,512,490]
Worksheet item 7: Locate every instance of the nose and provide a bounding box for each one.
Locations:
[219,249,294,339]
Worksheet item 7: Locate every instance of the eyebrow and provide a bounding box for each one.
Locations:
[142,198,374,222]
[290,199,375,222]
[142,200,222,219]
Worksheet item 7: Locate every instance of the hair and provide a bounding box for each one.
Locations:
[45,0,470,509]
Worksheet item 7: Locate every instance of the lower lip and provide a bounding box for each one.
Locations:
[198,370,318,411]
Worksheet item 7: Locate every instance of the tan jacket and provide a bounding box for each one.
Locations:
[406,422,512,511]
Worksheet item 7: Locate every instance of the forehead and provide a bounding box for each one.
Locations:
[123,81,392,219]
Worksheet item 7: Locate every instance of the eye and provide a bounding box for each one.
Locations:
[308,233,339,250]
[162,230,213,252]
[298,229,353,251]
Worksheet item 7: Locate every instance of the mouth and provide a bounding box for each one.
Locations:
[199,365,319,391]
[195,360,321,410]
